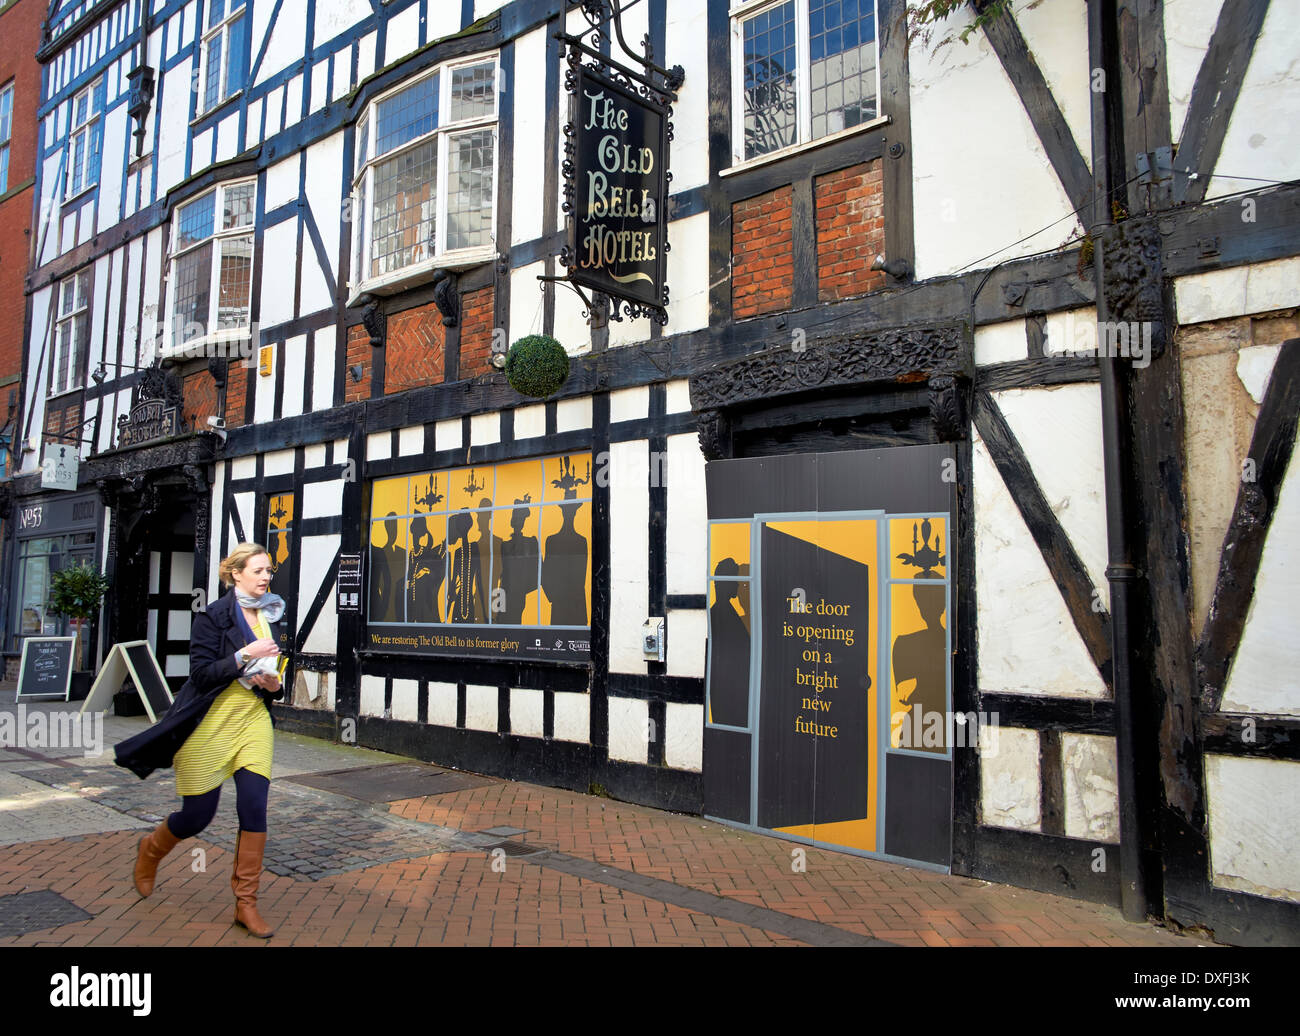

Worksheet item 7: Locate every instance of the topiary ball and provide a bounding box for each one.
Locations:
[505,334,571,398]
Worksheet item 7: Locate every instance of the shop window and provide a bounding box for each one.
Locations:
[13,531,97,651]
[50,270,90,397]
[165,178,255,352]
[731,0,880,163]
[350,54,498,295]
[65,76,104,199]
[199,0,248,115]
[0,82,13,194]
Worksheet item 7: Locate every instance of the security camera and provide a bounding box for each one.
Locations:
[206,416,226,430]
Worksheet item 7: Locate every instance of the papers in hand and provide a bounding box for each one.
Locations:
[238,652,285,690]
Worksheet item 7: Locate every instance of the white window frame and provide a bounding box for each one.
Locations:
[64,78,102,200]
[0,82,13,195]
[51,269,91,398]
[198,0,247,116]
[163,177,257,358]
[729,0,883,166]
[349,52,500,302]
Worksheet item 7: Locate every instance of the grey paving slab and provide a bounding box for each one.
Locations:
[0,770,151,846]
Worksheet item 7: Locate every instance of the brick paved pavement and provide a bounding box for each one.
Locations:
[0,698,1209,948]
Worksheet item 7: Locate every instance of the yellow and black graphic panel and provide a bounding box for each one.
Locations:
[890,582,949,753]
[707,574,751,729]
[491,504,541,626]
[406,514,448,623]
[890,516,946,580]
[368,511,410,624]
[760,519,878,853]
[366,453,591,662]
[709,521,751,572]
[265,493,294,601]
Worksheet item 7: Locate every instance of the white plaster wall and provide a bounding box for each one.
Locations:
[980,726,1041,830]
[510,260,546,340]
[665,212,710,336]
[259,219,299,328]
[435,417,462,451]
[1175,258,1300,326]
[366,430,392,460]
[1222,443,1300,715]
[610,386,649,423]
[427,681,458,727]
[973,428,1108,698]
[154,63,191,193]
[1207,755,1300,903]
[96,105,128,234]
[391,679,419,722]
[264,154,300,211]
[209,466,226,600]
[511,688,544,738]
[360,674,385,717]
[910,12,1082,279]
[315,0,371,48]
[510,27,547,247]
[553,691,590,743]
[556,397,592,432]
[609,440,649,672]
[665,1,709,193]
[1061,732,1119,843]
[994,383,1109,610]
[385,4,422,67]
[300,535,339,654]
[303,479,342,521]
[280,335,306,419]
[257,0,308,86]
[514,404,545,439]
[975,318,1027,366]
[665,379,691,414]
[1164,0,1224,146]
[464,683,498,732]
[398,425,423,456]
[471,412,500,445]
[607,696,649,764]
[232,456,257,480]
[1203,2,1300,200]
[667,609,706,678]
[666,432,707,596]
[304,134,344,292]
[1014,0,1092,170]
[555,287,593,356]
[264,447,294,476]
[665,702,703,772]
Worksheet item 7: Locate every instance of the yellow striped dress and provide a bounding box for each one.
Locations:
[173,613,274,796]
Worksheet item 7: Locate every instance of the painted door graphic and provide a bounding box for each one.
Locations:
[702,447,955,867]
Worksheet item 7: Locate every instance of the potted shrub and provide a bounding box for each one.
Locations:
[47,562,111,701]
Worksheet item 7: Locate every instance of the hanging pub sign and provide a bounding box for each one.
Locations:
[562,59,673,323]
[117,398,182,449]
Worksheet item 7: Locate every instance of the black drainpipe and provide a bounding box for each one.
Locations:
[1087,0,1150,922]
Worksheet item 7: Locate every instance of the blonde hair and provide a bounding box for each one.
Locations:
[219,542,270,587]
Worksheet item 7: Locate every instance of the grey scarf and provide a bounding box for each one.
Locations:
[235,590,286,623]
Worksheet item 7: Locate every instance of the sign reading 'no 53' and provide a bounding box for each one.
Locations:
[567,64,670,315]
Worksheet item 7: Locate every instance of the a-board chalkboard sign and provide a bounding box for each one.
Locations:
[16,637,76,701]
[80,641,174,723]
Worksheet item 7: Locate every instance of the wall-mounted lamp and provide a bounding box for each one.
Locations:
[490,336,508,370]
[870,254,913,281]
[349,364,364,383]
[92,359,159,384]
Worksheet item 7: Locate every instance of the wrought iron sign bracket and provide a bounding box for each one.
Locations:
[567,0,685,98]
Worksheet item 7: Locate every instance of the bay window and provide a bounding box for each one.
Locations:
[167,179,255,351]
[732,0,880,163]
[351,54,498,294]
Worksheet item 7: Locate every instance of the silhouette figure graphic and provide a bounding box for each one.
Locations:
[497,497,539,624]
[369,513,409,623]
[408,516,447,623]
[708,557,750,727]
[446,511,486,623]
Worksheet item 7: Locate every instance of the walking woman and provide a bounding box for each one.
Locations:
[115,543,290,938]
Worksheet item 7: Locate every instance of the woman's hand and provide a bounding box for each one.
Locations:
[249,672,282,691]
[243,638,280,660]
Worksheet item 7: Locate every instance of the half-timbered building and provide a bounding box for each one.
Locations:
[10,0,1299,943]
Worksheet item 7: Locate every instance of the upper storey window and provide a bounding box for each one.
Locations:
[167,178,255,351]
[732,0,880,163]
[0,84,13,194]
[200,0,249,115]
[65,78,104,199]
[351,55,498,295]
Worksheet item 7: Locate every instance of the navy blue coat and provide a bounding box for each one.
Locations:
[114,589,288,780]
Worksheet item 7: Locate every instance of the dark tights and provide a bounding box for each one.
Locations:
[165,768,269,838]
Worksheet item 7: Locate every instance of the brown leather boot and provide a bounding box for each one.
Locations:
[231,830,274,938]
[133,820,181,897]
